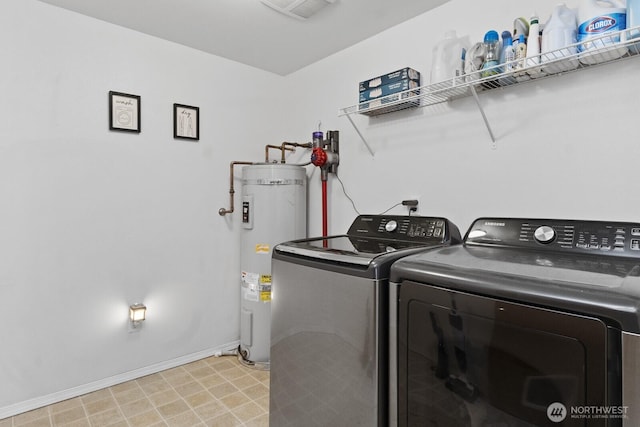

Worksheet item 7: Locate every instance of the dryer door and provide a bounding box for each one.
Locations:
[395,282,620,427]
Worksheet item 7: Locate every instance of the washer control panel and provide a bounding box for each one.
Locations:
[347,215,461,244]
[466,217,640,257]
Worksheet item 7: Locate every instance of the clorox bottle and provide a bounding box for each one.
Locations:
[577,0,627,64]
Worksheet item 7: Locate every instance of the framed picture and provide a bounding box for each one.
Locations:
[109,91,141,133]
[173,103,199,141]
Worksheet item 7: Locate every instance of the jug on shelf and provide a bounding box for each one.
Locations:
[430,30,470,86]
[541,3,579,73]
[577,0,628,64]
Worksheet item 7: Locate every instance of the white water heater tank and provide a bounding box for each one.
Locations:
[239,164,307,367]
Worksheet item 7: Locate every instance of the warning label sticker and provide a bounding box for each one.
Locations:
[255,244,270,254]
[241,271,272,302]
[241,271,259,286]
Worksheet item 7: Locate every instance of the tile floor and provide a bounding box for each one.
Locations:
[0,356,269,427]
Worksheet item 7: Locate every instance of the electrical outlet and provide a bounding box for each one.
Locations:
[402,198,419,213]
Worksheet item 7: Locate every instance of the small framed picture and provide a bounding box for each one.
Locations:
[109,91,141,133]
[173,103,199,141]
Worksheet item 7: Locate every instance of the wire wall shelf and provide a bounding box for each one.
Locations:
[340,28,640,153]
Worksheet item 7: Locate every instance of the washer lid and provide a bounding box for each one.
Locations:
[275,235,432,266]
[393,245,640,287]
[390,245,640,332]
[274,214,462,266]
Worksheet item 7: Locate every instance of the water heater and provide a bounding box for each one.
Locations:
[239,164,307,368]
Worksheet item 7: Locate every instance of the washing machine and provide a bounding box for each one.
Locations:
[389,217,640,427]
[269,214,462,426]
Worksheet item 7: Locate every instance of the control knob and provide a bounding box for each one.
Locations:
[385,220,398,232]
[534,225,556,244]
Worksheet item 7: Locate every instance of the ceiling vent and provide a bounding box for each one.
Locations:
[260,0,337,20]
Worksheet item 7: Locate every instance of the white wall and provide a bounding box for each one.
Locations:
[0,0,287,417]
[288,0,640,236]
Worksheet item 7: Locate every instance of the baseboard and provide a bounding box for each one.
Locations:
[0,340,239,420]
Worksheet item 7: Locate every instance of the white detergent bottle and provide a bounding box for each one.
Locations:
[577,0,627,64]
[541,3,579,72]
[430,30,470,85]
[526,14,544,77]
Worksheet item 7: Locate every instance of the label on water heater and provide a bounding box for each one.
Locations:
[255,244,270,254]
[260,275,271,302]
[241,271,260,302]
[241,272,272,302]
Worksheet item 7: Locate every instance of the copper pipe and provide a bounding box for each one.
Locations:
[218,161,254,216]
[265,145,281,163]
[280,142,312,163]
[264,145,294,163]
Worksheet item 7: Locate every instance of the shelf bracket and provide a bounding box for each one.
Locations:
[345,114,375,157]
[469,85,496,149]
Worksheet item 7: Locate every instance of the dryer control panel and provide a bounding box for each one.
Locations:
[465,217,640,257]
[347,215,462,244]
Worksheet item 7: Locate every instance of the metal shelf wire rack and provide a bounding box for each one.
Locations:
[340,27,640,153]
